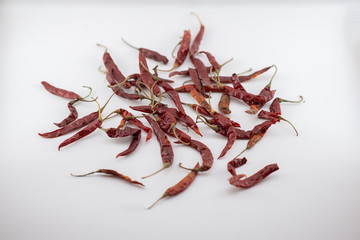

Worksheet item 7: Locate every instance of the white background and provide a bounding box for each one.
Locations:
[1,1,360,240]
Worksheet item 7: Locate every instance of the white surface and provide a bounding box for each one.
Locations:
[1,1,360,240]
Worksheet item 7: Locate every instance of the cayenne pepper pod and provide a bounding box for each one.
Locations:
[41,81,81,100]
[227,157,247,176]
[257,110,299,136]
[71,169,144,186]
[229,163,279,188]
[53,101,79,127]
[189,12,204,57]
[269,96,303,115]
[148,162,199,209]
[121,38,168,64]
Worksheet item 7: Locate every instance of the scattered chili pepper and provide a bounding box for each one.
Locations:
[190,56,212,86]
[41,81,80,100]
[177,139,213,172]
[199,51,220,73]
[139,50,161,96]
[189,67,207,97]
[156,78,186,115]
[189,87,216,116]
[142,115,174,178]
[230,73,246,91]
[160,30,191,72]
[227,157,247,176]
[54,101,79,127]
[269,96,303,115]
[148,162,199,209]
[38,111,98,138]
[122,38,168,64]
[257,110,298,136]
[71,169,144,186]
[189,12,204,57]
[229,163,279,188]
[116,108,152,141]
[218,92,231,114]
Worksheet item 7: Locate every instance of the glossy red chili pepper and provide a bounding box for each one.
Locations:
[229,163,279,188]
[190,56,212,86]
[257,110,298,136]
[148,162,199,209]
[38,111,98,138]
[58,119,102,150]
[41,81,80,100]
[72,169,144,186]
[143,115,174,178]
[218,92,231,114]
[116,108,152,141]
[139,50,161,96]
[122,38,168,64]
[177,139,213,172]
[189,12,204,57]
[54,101,78,127]
[189,67,207,97]
[227,157,247,176]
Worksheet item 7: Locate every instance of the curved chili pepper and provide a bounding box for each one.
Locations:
[139,50,161,96]
[58,119,102,150]
[143,115,174,178]
[72,169,144,186]
[116,108,152,141]
[122,38,168,64]
[38,111,98,138]
[227,157,247,176]
[177,139,213,172]
[218,92,231,114]
[54,101,78,127]
[229,163,279,188]
[190,56,211,86]
[230,73,246,91]
[189,12,204,57]
[156,117,192,144]
[269,96,303,115]
[189,67,207,97]
[199,51,220,72]
[116,130,142,157]
[156,78,186,115]
[148,162,199,209]
[41,81,80,100]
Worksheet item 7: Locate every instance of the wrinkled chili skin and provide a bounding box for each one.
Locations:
[231,74,246,91]
[116,130,141,157]
[227,157,247,176]
[39,111,98,138]
[105,126,141,138]
[41,81,80,100]
[229,163,279,188]
[199,51,220,72]
[144,115,174,166]
[257,110,281,122]
[189,87,215,116]
[157,78,186,115]
[189,21,204,57]
[166,162,199,196]
[270,98,281,115]
[157,117,192,144]
[190,57,211,86]
[141,48,168,64]
[188,140,213,171]
[218,92,231,114]
[117,108,152,141]
[251,120,275,136]
[246,86,276,114]
[58,119,102,150]
[189,67,207,97]
[139,50,161,96]
[174,30,191,67]
[54,102,78,127]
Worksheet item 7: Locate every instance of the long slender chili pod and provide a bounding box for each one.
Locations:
[38,111,98,138]
[121,38,168,64]
[159,30,191,72]
[177,140,213,172]
[148,162,199,209]
[41,81,80,100]
[190,56,212,86]
[139,50,161,96]
[189,12,204,57]
[142,115,174,179]
[71,169,144,186]
[53,101,78,127]
[229,163,279,188]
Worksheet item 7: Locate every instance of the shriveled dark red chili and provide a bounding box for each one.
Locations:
[41,81,80,100]
[218,92,231,114]
[54,101,78,127]
[227,157,247,176]
[189,67,207,97]
[139,50,161,96]
[257,110,298,136]
[177,139,213,172]
[189,12,204,57]
[72,169,144,186]
[229,163,279,188]
[116,108,152,141]
[148,162,199,209]
[269,96,303,115]
[190,57,212,86]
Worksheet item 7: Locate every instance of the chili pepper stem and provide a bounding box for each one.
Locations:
[237,67,253,76]
[147,192,169,209]
[71,170,100,177]
[191,12,204,26]
[220,58,234,68]
[171,40,182,58]
[278,116,298,136]
[142,162,171,179]
[172,124,190,145]
[96,43,108,53]
[98,66,107,74]
[233,148,248,159]
[157,63,179,72]
[266,65,278,88]
[279,95,303,103]
[121,37,140,50]
[178,163,201,172]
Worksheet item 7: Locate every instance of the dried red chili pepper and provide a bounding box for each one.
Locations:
[190,56,212,86]
[156,78,186,115]
[116,108,152,141]
[230,73,246,91]
[160,30,191,72]
[227,157,247,176]
[269,96,303,115]
[199,51,220,72]
[189,67,207,97]
[148,162,199,209]
[71,169,144,186]
[189,87,216,116]
[189,12,204,57]
[139,50,161,96]
[257,110,298,136]
[218,92,231,114]
[156,117,192,144]
[177,139,213,172]
[41,81,80,100]
[54,101,78,127]
[143,115,174,178]
[121,38,168,64]
[38,111,98,138]
[229,163,279,188]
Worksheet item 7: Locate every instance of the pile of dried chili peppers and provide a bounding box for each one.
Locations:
[38,13,302,209]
